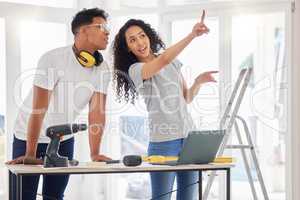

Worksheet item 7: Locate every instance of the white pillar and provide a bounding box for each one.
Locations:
[5,17,21,200]
[290,1,300,200]
[5,17,21,161]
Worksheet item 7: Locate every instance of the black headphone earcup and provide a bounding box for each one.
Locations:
[94,51,103,66]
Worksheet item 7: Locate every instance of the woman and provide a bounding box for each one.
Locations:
[113,11,217,200]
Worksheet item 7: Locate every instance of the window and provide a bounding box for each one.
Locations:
[106,15,158,200]
[167,0,289,5]
[172,16,221,199]
[0,0,74,8]
[170,10,287,200]
[19,19,68,198]
[231,12,286,200]
[107,0,158,10]
[172,17,220,129]
[167,0,207,5]
[120,0,158,8]
[19,20,67,100]
[110,14,158,40]
[0,18,6,200]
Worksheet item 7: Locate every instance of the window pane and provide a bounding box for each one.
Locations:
[0,18,5,200]
[121,0,158,7]
[107,14,158,118]
[107,0,158,9]
[110,14,158,41]
[19,20,69,198]
[172,17,219,129]
[167,0,207,5]
[172,17,220,199]
[231,12,286,200]
[0,19,5,120]
[167,0,288,5]
[0,0,74,8]
[20,21,67,99]
[106,15,157,200]
[106,14,158,118]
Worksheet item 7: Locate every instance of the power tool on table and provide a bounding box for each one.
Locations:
[43,123,87,168]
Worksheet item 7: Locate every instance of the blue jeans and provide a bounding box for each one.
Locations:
[9,136,74,200]
[148,138,198,200]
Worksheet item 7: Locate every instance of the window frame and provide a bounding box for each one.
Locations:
[162,2,292,199]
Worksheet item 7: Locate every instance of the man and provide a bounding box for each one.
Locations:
[6,8,111,200]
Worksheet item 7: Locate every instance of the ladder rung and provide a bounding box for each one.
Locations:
[226,145,253,149]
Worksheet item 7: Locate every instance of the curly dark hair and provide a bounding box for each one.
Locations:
[113,19,165,104]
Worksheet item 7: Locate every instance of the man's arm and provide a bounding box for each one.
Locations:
[6,86,52,164]
[88,92,111,161]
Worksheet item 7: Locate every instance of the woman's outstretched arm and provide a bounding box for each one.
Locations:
[141,10,209,80]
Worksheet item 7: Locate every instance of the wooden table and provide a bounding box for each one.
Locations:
[7,162,233,200]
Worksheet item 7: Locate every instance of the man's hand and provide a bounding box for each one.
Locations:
[91,154,112,162]
[191,10,210,38]
[195,71,218,85]
[5,156,26,165]
[5,155,43,165]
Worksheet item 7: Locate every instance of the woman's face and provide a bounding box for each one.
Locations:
[125,25,151,62]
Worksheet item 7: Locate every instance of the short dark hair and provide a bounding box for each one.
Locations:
[71,8,108,35]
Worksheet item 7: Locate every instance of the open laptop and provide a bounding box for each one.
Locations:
[151,130,226,165]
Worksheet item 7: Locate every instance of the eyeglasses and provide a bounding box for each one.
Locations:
[87,23,110,33]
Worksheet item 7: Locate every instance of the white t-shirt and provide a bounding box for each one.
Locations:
[13,45,111,143]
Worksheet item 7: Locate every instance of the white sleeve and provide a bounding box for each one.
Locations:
[33,53,60,90]
[95,61,111,94]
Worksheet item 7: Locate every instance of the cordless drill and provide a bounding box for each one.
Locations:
[43,123,87,168]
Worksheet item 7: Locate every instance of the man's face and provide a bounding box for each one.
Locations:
[82,17,110,50]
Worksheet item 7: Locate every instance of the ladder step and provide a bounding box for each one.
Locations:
[226,145,253,149]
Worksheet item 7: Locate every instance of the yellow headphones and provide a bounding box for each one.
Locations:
[72,45,103,68]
